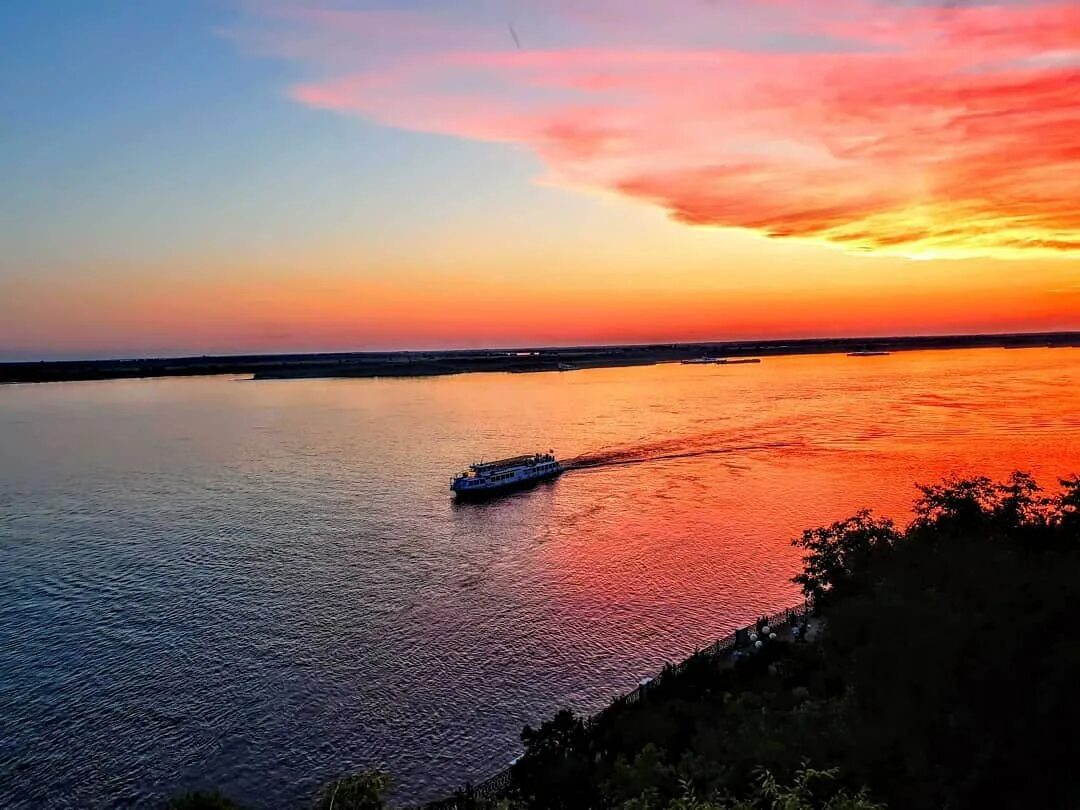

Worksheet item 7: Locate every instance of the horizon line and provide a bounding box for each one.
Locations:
[4,328,1079,367]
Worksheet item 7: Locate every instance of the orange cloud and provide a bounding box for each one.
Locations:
[238,1,1080,258]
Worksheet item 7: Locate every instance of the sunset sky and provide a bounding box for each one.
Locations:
[2,1,1078,359]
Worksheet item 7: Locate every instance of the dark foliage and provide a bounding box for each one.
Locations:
[171,473,1080,809]
[312,770,392,810]
[505,473,1080,810]
[791,511,899,604]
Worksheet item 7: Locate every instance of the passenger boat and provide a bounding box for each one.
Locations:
[451,452,563,499]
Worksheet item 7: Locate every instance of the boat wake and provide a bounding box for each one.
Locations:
[564,435,801,472]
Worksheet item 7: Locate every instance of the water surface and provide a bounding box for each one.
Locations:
[2,348,1079,807]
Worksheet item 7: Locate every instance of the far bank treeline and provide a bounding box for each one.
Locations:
[6,332,1080,385]
[173,472,1080,810]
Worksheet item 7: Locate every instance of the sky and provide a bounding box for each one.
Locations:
[1,0,1078,360]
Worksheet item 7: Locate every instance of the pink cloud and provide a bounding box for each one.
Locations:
[234,1,1080,257]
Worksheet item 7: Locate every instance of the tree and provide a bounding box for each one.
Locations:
[791,511,899,602]
[313,770,391,810]
[992,471,1045,533]
[514,710,598,809]
[911,476,998,532]
[639,767,884,809]
[1055,474,1080,542]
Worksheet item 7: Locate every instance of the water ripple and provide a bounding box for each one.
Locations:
[1,348,1079,807]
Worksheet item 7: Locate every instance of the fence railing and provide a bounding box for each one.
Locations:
[419,600,811,809]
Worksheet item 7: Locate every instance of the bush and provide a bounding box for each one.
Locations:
[313,770,392,810]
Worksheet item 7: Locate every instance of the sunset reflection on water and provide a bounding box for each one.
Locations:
[2,347,1079,806]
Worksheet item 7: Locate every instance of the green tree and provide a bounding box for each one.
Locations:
[1056,474,1080,541]
[313,770,391,810]
[514,709,598,809]
[791,511,898,602]
[633,767,883,809]
[910,475,998,532]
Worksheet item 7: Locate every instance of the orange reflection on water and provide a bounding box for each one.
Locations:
[3,347,1079,799]
[445,348,1080,672]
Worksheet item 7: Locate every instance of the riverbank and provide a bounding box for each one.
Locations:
[420,602,817,810]
[386,472,1080,810]
[4,331,1078,384]
[169,472,1080,808]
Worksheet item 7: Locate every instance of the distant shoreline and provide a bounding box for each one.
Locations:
[2,331,1078,385]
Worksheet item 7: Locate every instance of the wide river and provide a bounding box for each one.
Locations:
[2,348,1080,808]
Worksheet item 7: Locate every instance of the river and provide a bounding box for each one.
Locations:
[2,347,1079,807]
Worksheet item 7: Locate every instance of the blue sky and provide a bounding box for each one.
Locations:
[0,1,539,273]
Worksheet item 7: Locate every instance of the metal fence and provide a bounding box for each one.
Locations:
[419,600,811,809]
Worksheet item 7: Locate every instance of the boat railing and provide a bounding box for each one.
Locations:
[466,453,557,473]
